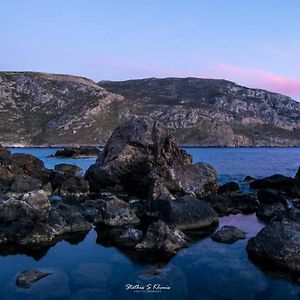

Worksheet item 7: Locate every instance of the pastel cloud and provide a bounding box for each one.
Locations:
[212,64,300,99]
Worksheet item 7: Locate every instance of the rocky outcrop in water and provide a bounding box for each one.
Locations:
[85,117,217,199]
[1,72,300,146]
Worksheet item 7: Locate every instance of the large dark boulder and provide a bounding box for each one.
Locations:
[256,189,288,221]
[85,117,217,199]
[10,174,42,193]
[152,196,218,231]
[250,174,295,194]
[217,181,240,194]
[247,222,300,273]
[0,147,50,194]
[54,163,82,176]
[293,167,300,198]
[202,193,259,216]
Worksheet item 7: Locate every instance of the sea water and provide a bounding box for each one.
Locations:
[0,147,299,300]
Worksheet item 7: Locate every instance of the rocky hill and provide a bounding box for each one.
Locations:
[0,72,299,146]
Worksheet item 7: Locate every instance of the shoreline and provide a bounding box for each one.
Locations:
[3,144,300,149]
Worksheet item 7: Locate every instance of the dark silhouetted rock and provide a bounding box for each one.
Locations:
[16,270,52,288]
[86,117,217,199]
[10,174,42,193]
[211,225,246,244]
[152,195,218,231]
[54,163,82,175]
[135,220,188,256]
[250,174,295,194]
[247,222,300,273]
[242,176,256,182]
[202,193,259,216]
[0,190,50,222]
[53,147,100,158]
[256,189,288,221]
[293,167,300,198]
[217,182,240,194]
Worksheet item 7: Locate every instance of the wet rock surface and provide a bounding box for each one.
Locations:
[54,163,83,175]
[211,225,246,244]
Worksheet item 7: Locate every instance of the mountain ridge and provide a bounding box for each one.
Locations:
[0,71,299,147]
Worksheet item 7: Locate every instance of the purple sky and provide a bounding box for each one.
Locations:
[1,0,299,100]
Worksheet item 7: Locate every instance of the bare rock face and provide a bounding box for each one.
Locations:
[135,220,188,256]
[0,146,50,194]
[85,117,217,199]
[152,196,219,231]
[211,225,246,244]
[247,222,300,273]
[293,167,300,198]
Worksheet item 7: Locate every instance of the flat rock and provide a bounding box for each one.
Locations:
[211,225,246,244]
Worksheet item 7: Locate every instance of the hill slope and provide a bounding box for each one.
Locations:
[0,72,299,146]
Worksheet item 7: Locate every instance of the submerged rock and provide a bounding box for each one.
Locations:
[135,220,188,256]
[16,270,52,288]
[211,225,246,244]
[247,222,300,273]
[152,195,219,232]
[85,117,217,199]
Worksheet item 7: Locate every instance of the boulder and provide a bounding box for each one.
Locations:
[0,190,50,222]
[0,150,50,194]
[93,195,140,227]
[247,222,300,273]
[211,225,246,244]
[10,174,42,193]
[135,220,188,255]
[50,171,89,196]
[217,181,240,194]
[152,196,219,231]
[202,193,259,216]
[250,174,295,194]
[54,163,82,175]
[85,117,217,199]
[256,189,287,221]
[16,270,52,288]
[293,167,300,198]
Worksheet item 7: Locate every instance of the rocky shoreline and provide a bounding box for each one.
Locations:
[0,116,300,288]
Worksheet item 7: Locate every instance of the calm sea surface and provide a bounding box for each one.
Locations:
[0,147,299,300]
